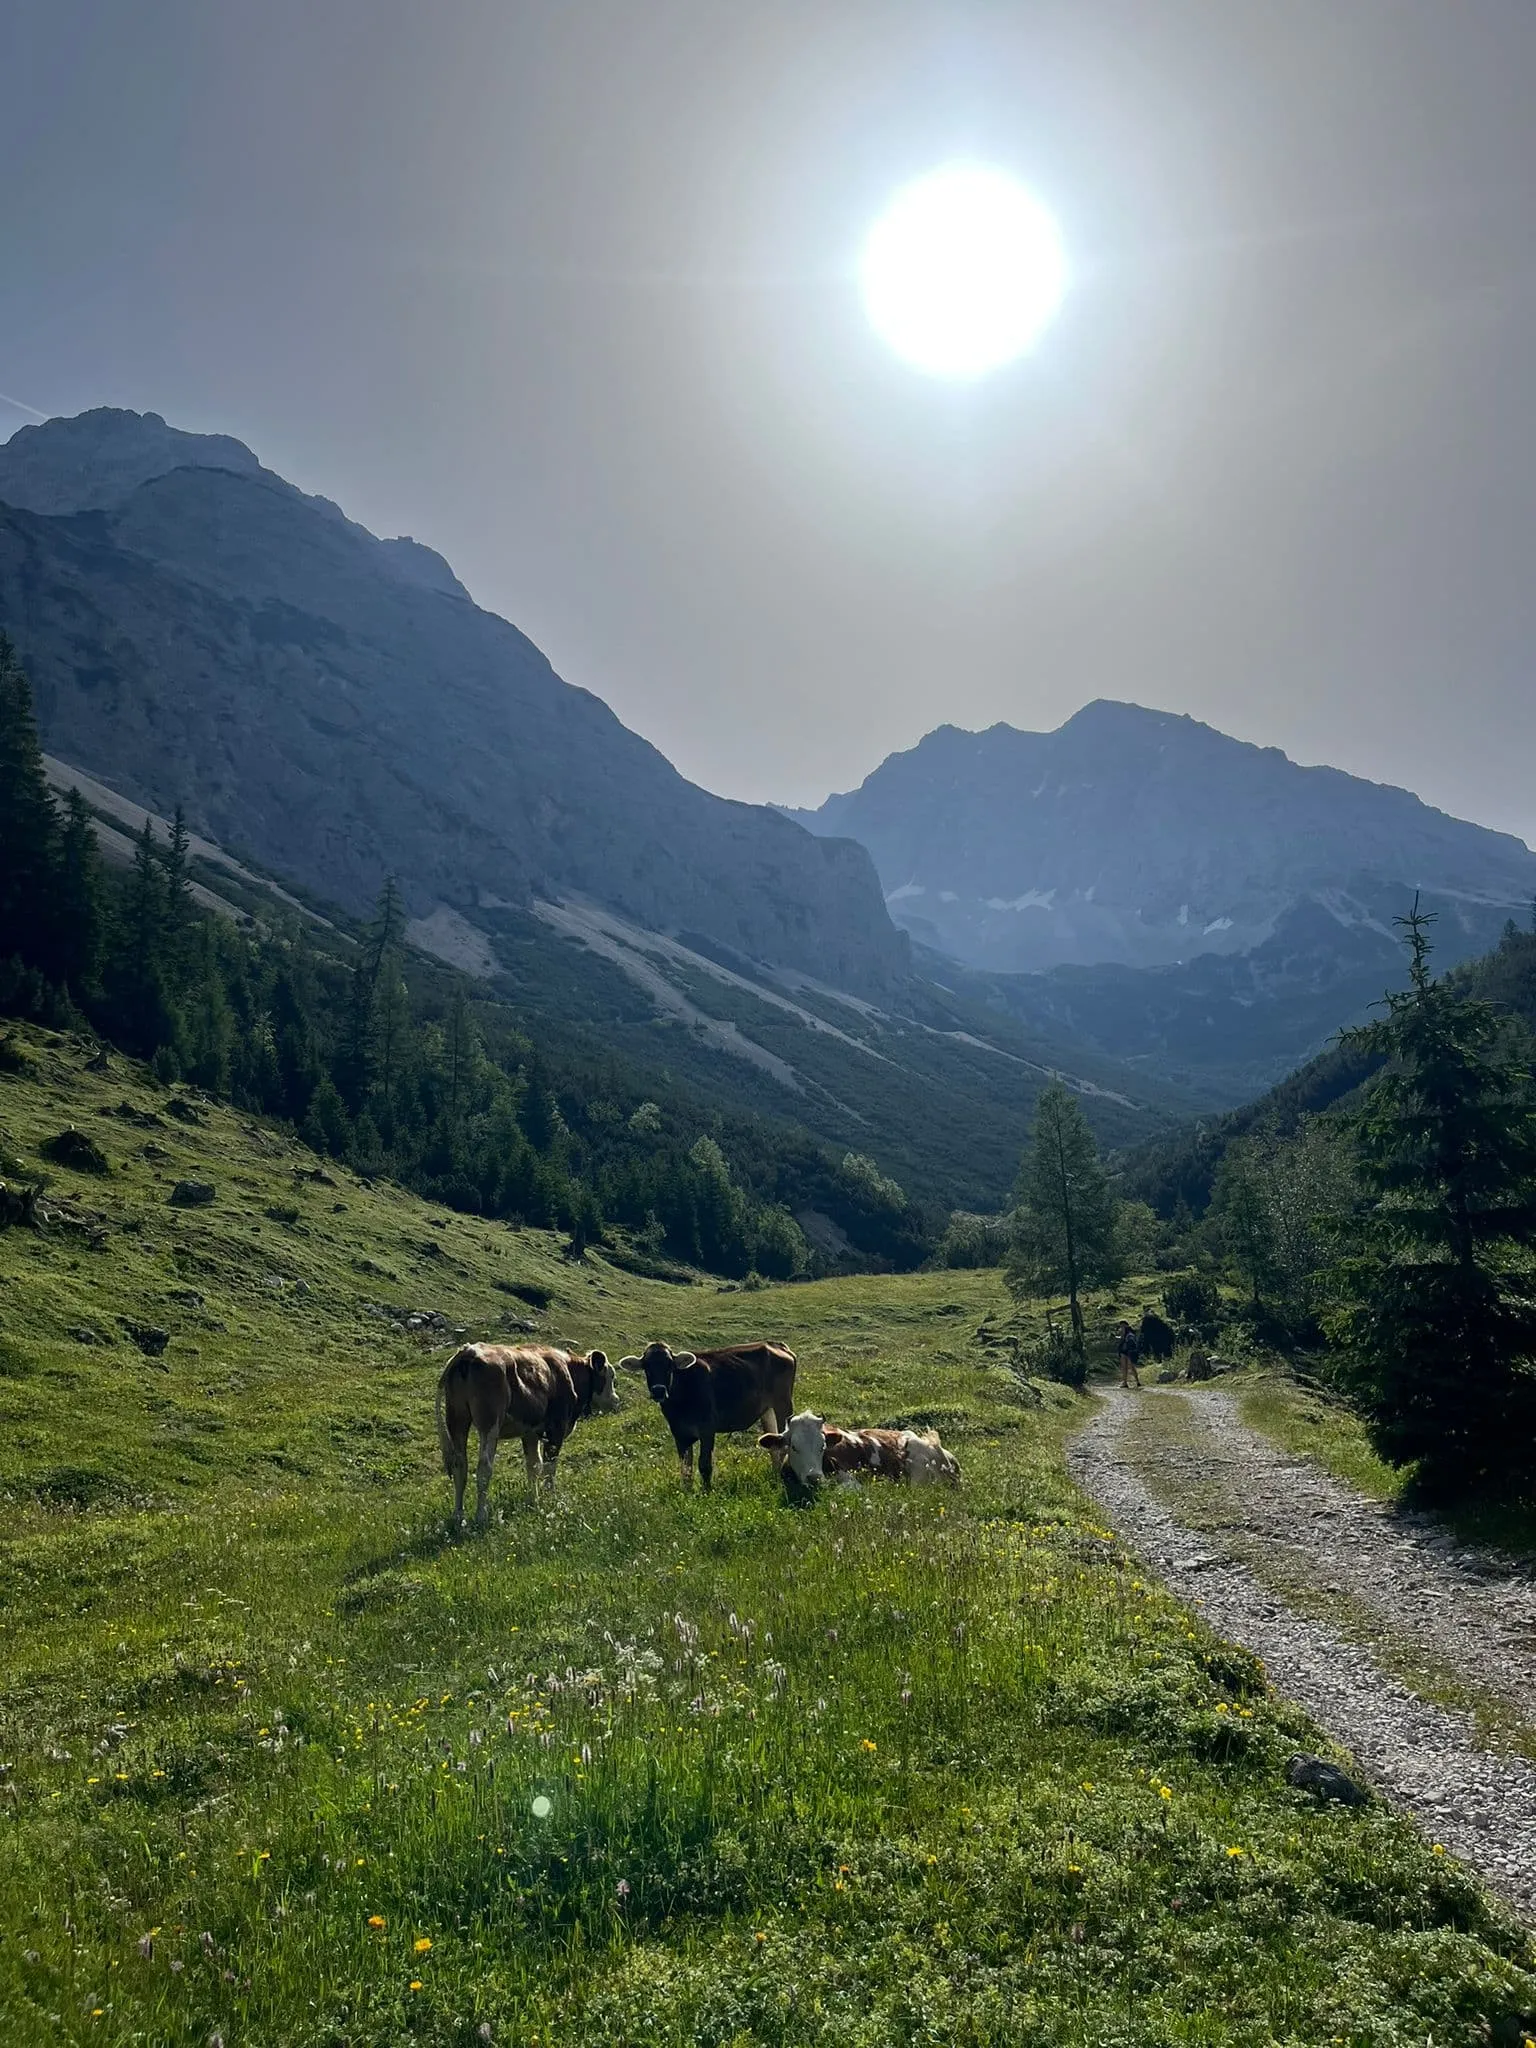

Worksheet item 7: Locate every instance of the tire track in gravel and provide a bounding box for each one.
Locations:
[1068,1386,1536,1924]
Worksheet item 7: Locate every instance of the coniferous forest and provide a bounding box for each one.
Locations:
[0,637,928,1280]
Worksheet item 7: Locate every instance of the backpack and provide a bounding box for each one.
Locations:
[1118,1328,1140,1362]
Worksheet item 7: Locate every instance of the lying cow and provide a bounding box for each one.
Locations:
[758,1410,961,1493]
[436,1343,619,1528]
[617,1339,796,1491]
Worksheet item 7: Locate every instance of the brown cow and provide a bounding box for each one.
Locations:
[436,1343,618,1528]
[759,1410,961,1492]
[617,1339,796,1491]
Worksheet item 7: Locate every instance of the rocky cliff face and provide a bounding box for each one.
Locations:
[792,701,1536,976]
[0,410,906,994]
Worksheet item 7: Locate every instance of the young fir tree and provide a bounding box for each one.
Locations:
[1006,1079,1121,1351]
[1330,902,1536,1499]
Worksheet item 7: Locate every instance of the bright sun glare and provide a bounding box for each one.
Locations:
[861,164,1066,378]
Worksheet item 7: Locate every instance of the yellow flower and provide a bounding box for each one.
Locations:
[367,1915,385,1929]
[860,1739,877,1753]
[414,1936,433,1954]
[1433,1843,1446,1854]
[754,1931,767,1943]
[409,1979,423,1991]
[1081,1781,1094,1792]
[1157,1786,1172,1800]
[1225,1846,1244,1858]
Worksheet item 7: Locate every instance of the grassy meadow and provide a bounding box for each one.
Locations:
[1,1023,1533,2045]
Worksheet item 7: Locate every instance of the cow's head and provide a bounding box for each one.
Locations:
[758,1409,826,1490]
[622,1340,694,1406]
[578,1349,621,1416]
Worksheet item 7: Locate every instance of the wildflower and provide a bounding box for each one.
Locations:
[754,1931,766,1943]
[414,1936,433,1953]
[1432,1843,1446,1854]
[480,2026,494,2042]
[861,1739,877,1753]
[409,1979,422,1991]
[1225,1846,1244,1858]
[1081,1781,1094,1792]
[616,1880,630,1900]
[367,1915,385,1929]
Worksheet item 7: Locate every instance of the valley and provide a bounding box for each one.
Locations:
[1,1024,1532,2044]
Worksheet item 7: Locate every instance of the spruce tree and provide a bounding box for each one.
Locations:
[1330,902,1536,1498]
[54,789,104,995]
[1007,1079,1121,1349]
[0,637,62,970]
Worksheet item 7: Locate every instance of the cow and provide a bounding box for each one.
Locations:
[436,1343,619,1528]
[758,1410,961,1492]
[616,1339,796,1491]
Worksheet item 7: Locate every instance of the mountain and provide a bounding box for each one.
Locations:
[791,701,1536,979]
[1120,918,1536,1221]
[0,408,905,997]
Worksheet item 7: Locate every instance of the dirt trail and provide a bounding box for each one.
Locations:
[1069,1386,1536,1923]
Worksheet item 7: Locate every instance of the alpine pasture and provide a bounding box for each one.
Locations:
[0,1024,1531,2045]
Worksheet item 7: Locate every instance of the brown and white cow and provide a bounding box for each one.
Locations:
[617,1339,796,1491]
[758,1410,961,1492]
[436,1343,619,1528]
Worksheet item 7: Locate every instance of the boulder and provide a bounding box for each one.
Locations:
[168,1180,216,1208]
[1286,1753,1368,1805]
[119,1320,170,1359]
[42,1127,110,1175]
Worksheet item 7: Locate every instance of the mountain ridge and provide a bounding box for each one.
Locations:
[789,700,1536,977]
[0,408,907,997]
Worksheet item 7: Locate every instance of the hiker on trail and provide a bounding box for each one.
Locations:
[1116,1320,1142,1390]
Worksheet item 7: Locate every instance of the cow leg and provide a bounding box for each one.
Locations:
[474,1420,502,1528]
[760,1408,786,1471]
[698,1433,716,1493]
[522,1435,542,1499]
[447,1427,469,1532]
[540,1434,563,1495]
[677,1439,696,1490]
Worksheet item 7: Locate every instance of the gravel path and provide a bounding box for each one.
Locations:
[1068,1386,1536,1924]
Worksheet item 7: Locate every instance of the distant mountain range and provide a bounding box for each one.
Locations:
[790,703,1536,978]
[0,408,905,997]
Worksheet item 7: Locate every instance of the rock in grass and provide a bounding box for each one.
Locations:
[165,1097,205,1124]
[1286,1753,1368,1805]
[169,1180,216,1207]
[119,1320,170,1360]
[41,1127,110,1174]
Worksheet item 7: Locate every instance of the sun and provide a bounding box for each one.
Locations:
[860,164,1066,378]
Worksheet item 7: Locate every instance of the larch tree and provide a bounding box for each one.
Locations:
[1007,1079,1120,1351]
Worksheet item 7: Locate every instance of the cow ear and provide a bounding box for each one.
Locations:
[588,1349,608,1369]
[672,1351,697,1368]
[822,1427,847,1446]
[616,1354,643,1374]
[757,1432,786,1449]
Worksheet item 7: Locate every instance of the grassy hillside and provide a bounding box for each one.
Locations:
[1,1024,1531,2045]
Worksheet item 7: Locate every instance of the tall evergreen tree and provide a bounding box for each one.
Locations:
[1330,903,1536,1498]
[0,637,62,970]
[54,789,104,995]
[1006,1079,1120,1349]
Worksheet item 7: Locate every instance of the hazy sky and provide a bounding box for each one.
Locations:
[4,2,1536,838]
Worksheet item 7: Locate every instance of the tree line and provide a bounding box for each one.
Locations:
[0,637,929,1280]
[942,906,1536,1505]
